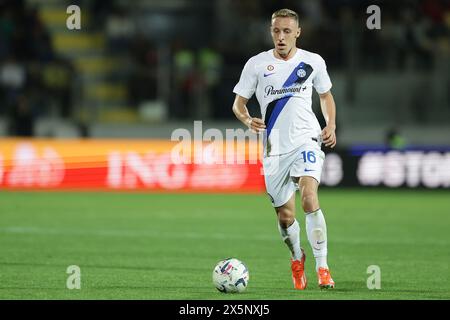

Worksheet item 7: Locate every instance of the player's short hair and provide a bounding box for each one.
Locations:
[271,8,299,25]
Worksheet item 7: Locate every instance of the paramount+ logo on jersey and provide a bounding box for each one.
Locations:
[264,63,313,98]
[264,84,308,98]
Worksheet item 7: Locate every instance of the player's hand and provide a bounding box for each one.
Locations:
[246,117,266,133]
[321,125,336,148]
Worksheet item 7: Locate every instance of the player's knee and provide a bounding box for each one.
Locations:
[301,191,319,213]
[277,208,295,228]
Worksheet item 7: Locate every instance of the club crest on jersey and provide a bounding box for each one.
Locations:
[267,65,274,71]
[294,63,313,85]
[297,68,307,78]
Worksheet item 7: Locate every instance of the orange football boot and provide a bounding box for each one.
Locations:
[317,267,335,289]
[291,248,307,290]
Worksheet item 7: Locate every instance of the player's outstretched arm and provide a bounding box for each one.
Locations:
[319,91,337,148]
[232,94,266,133]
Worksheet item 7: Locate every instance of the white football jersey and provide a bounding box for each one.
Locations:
[233,48,332,156]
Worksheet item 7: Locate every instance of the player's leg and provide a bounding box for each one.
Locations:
[297,176,335,289]
[275,193,303,261]
[297,176,325,269]
[264,150,307,290]
[274,194,307,290]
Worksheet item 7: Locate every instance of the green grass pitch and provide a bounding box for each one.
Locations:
[0,189,449,300]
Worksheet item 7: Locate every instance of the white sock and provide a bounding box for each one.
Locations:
[305,209,329,271]
[278,219,303,261]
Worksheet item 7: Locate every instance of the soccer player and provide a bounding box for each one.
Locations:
[232,8,336,290]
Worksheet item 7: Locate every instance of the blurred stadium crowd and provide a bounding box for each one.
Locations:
[0,0,448,138]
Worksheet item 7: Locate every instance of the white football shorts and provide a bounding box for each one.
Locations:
[262,141,325,207]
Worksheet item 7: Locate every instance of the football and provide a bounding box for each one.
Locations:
[212,258,249,293]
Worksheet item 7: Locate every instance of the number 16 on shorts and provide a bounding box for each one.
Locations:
[300,151,317,163]
[291,146,325,183]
